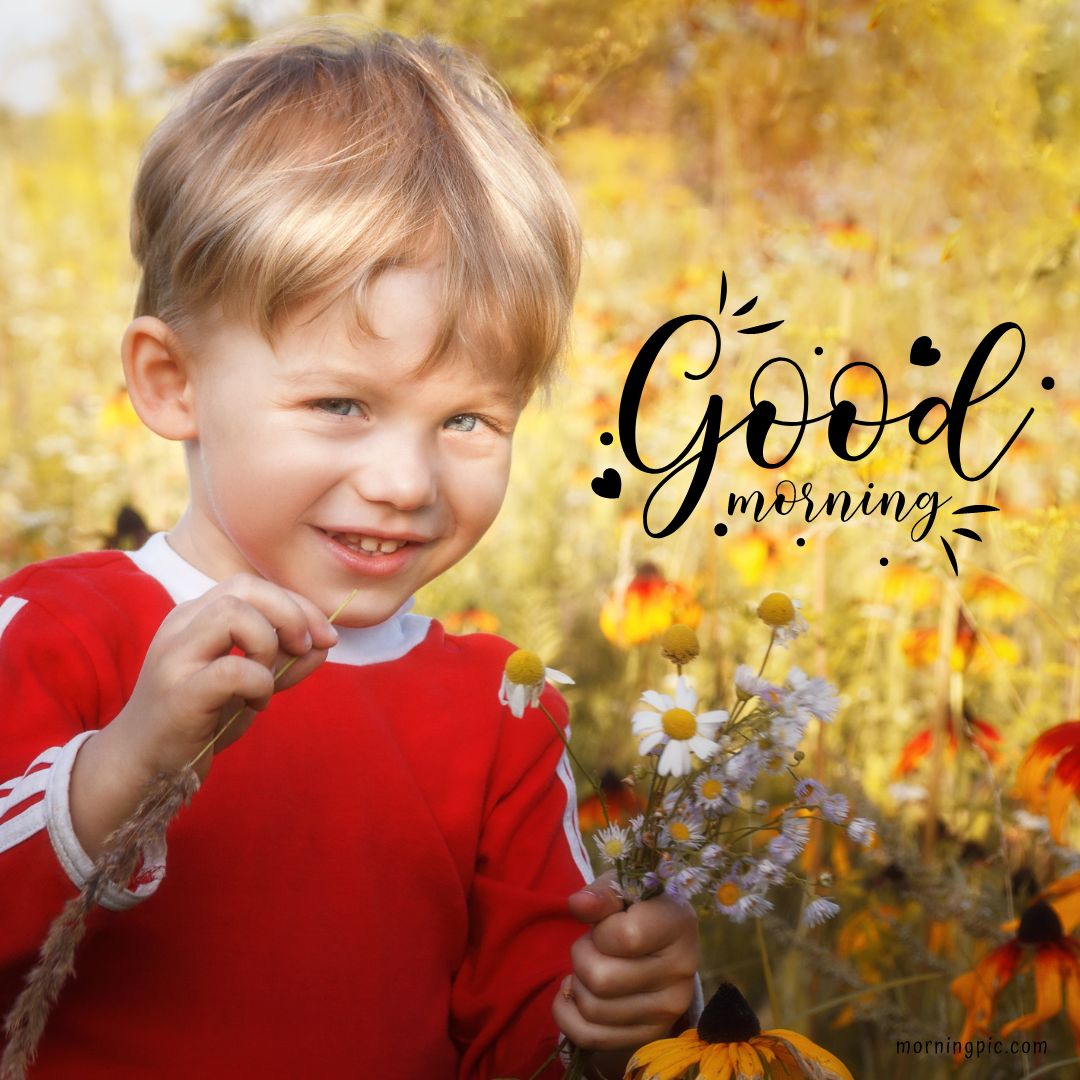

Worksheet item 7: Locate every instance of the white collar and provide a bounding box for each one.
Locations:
[124,533,431,668]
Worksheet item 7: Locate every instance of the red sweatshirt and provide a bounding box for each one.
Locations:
[0,534,592,1078]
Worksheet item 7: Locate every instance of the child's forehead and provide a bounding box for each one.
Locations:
[193,273,528,404]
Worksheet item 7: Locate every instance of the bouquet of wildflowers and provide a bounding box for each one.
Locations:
[499,591,869,1079]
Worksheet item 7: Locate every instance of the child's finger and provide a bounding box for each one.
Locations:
[570,933,688,998]
[590,894,698,959]
[568,870,623,925]
[210,574,337,655]
[551,979,663,1054]
[183,594,284,673]
[187,654,277,715]
[272,647,330,692]
[558,973,690,1030]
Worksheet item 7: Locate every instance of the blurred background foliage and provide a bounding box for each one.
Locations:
[3,1,1080,1074]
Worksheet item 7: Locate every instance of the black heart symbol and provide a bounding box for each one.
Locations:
[591,468,622,499]
[910,335,941,366]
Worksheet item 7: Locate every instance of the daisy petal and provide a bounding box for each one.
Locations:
[697,709,730,726]
[659,739,691,777]
[688,735,720,762]
[545,667,575,686]
[674,675,697,711]
[641,689,673,711]
[639,730,667,755]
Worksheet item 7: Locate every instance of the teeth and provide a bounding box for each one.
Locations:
[329,532,407,555]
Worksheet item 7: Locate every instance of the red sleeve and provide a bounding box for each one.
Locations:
[450,684,593,1080]
[0,579,163,1017]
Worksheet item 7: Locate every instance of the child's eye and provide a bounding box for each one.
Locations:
[445,413,481,432]
[313,398,364,418]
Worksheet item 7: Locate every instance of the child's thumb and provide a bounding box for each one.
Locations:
[568,870,623,924]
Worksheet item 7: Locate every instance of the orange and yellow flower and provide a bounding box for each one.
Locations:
[951,900,1080,1060]
[893,709,1002,778]
[625,981,853,1080]
[599,563,702,647]
[1016,722,1080,842]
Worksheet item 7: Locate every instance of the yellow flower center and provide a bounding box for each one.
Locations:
[660,624,700,665]
[661,707,697,740]
[670,821,691,843]
[717,882,742,906]
[504,649,544,686]
[756,592,796,627]
[603,837,626,858]
[700,778,723,800]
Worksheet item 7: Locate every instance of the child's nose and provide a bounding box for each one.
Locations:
[350,439,437,511]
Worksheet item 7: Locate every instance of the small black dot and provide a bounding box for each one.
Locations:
[814,346,824,355]
[714,523,728,536]
[599,431,614,445]
[1042,376,1056,391]
[880,557,889,566]
[867,482,874,488]
[796,537,806,547]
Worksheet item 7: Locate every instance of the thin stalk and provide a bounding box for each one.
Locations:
[755,918,781,1026]
[189,589,357,769]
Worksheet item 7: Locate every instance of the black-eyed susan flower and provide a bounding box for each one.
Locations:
[951,899,1080,1060]
[631,676,726,777]
[625,981,854,1080]
[1015,721,1080,841]
[498,648,574,718]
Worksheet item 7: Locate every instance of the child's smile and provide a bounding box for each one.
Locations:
[165,265,522,627]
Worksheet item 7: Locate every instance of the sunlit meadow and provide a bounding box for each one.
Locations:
[3,2,1080,1076]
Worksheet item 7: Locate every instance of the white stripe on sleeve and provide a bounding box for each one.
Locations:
[0,596,28,640]
[555,743,594,884]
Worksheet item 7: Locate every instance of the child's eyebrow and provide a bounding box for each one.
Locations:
[280,366,522,409]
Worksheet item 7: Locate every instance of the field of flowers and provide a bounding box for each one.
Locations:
[2,1,1080,1076]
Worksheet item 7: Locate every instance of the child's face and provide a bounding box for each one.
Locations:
[172,266,522,627]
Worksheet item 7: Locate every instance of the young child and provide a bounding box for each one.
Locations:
[0,24,698,1079]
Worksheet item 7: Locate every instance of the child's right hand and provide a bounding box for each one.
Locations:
[70,575,338,858]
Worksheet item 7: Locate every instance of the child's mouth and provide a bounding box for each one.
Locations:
[324,530,410,556]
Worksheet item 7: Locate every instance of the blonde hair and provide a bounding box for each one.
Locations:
[130,21,581,398]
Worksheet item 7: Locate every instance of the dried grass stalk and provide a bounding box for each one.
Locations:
[1,765,200,1080]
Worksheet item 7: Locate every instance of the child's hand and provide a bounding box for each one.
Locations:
[553,871,700,1057]
[70,574,338,857]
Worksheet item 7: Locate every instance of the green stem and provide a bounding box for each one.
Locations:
[539,701,609,829]
[755,917,782,1027]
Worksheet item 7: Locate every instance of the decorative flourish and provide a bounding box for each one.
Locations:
[937,503,999,575]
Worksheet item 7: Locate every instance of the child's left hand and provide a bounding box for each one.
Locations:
[553,871,700,1054]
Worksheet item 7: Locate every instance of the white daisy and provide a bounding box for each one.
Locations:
[498,649,574,718]
[594,823,631,865]
[631,675,727,777]
[660,808,706,850]
[755,592,809,646]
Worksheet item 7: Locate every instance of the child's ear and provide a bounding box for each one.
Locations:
[121,316,198,440]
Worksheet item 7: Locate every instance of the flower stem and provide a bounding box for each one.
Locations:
[188,589,357,770]
[756,916,781,1026]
